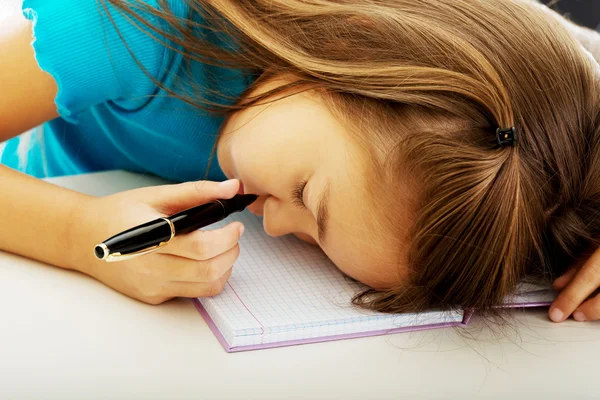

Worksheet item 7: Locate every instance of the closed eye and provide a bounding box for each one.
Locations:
[291,180,307,209]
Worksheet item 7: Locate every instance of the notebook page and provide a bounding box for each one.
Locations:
[198,210,463,347]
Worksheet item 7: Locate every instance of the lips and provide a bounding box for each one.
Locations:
[237,181,245,195]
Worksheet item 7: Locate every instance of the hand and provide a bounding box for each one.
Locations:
[549,247,600,322]
[69,179,244,304]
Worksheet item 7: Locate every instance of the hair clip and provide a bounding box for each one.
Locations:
[496,127,517,147]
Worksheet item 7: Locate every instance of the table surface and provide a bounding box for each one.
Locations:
[0,170,598,400]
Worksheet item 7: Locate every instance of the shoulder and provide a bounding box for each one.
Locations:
[21,0,191,122]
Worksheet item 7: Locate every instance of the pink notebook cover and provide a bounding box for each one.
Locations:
[193,299,552,353]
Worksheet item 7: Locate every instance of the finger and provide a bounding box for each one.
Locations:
[139,179,239,212]
[166,268,233,298]
[553,251,592,292]
[572,293,600,322]
[163,243,240,283]
[159,221,244,260]
[553,267,579,292]
[549,251,600,322]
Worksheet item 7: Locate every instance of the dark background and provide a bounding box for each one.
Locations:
[542,0,599,31]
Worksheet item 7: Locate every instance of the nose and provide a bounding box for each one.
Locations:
[262,196,306,238]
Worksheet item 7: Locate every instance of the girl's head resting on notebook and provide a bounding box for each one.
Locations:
[217,74,411,289]
[109,0,600,314]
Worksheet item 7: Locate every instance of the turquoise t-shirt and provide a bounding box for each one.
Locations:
[0,0,257,182]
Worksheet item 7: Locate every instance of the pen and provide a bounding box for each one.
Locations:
[94,194,258,262]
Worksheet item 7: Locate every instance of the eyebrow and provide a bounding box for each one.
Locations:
[316,180,331,245]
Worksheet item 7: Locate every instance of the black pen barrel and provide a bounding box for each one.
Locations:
[96,219,173,258]
[95,194,258,261]
[170,202,226,235]
[169,194,258,235]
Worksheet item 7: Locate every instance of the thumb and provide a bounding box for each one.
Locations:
[143,179,240,213]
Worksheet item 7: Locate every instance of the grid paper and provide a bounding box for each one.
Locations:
[197,210,464,347]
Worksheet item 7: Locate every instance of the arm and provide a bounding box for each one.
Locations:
[0,165,93,270]
[0,5,58,140]
[0,9,83,268]
[0,10,242,303]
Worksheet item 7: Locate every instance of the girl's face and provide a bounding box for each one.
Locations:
[217,76,407,289]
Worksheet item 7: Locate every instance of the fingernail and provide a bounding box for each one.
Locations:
[550,308,564,322]
[573,311,586,322]
[238,225,245,237]
[219,179,237,189]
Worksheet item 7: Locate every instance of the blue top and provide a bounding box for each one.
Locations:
[1,0,257,182]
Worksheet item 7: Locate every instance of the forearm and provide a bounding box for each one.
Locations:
[0,165,93,270]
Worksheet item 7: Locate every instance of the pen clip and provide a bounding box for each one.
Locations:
[104,242,167,262]
[102,217,175,262]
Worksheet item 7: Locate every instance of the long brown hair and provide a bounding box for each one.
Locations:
[104,0,600,313]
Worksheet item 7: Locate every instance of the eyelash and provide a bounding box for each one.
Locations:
[291,180,307,209]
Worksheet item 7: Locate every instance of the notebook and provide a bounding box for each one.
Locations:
[194,210,557,353]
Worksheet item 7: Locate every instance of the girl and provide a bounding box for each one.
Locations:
[1,0,599,322]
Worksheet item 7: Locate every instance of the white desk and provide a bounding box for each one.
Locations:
[0,170,598,399]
